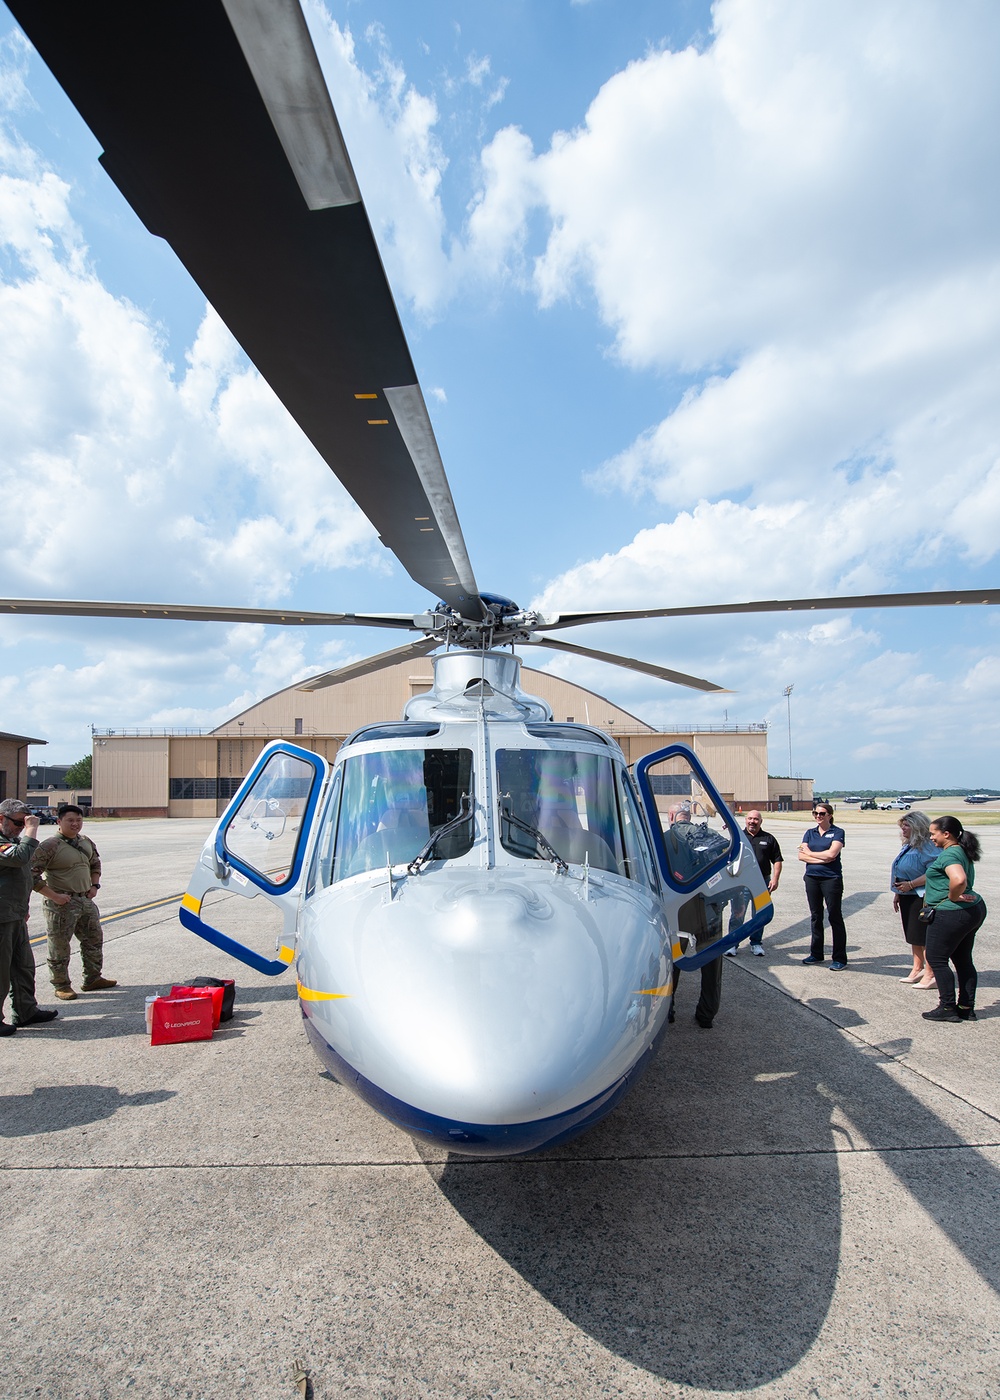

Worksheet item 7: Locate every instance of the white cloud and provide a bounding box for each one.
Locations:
[303,2,453,316]
[0,155,379,607]
[466,0,1000,596]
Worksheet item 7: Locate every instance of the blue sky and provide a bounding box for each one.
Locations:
[1,0,999,788]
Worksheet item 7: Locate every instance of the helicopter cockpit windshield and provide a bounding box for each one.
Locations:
[496,749,633,878]
[330,748,475,881]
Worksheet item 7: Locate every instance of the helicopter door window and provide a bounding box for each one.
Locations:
[675,885,755,955]
[639,752,733,886]
[616,770,658,890]
[331,748,475,881]
[222,752,316,888]
[305,769,343,897]
[496,749,626,875]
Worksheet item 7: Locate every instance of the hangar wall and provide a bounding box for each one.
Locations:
[91,658,784,817]
[0,731,46,803]
[210,659,654,739]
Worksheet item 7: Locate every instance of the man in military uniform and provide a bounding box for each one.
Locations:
[32,804,116,1000]
[0,798,59,1034]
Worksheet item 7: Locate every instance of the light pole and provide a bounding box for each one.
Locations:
[783,684,794,783]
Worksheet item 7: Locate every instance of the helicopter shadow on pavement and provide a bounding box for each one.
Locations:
[427,966,1000,1389]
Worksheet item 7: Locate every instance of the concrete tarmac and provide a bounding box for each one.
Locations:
[4,819,1000,1398]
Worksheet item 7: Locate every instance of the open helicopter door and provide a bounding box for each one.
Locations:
[634,744,773,968]
[180,742,328,975]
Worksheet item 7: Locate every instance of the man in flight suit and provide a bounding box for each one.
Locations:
[0,799,59,1034]
[32,804,116,1000]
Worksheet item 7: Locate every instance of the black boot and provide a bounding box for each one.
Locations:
[922,1003,961,1022]
[955,1005,978,1021]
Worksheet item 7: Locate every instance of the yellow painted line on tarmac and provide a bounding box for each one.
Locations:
[28,891,186,945]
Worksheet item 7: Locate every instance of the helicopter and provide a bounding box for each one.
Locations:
[5,0,1000,1153]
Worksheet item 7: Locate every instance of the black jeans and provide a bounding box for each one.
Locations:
[925,901,986,1008]
[668,955,724,1027]
[805,876,847,962]
[695,954,723,1026]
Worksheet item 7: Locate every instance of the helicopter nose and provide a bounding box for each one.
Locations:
[303,870,666,1129]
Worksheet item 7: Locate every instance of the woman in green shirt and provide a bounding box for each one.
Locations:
[921,816,987,1022]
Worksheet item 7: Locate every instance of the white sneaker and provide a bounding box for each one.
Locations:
[750,943,765,957]
[725,946,738,957]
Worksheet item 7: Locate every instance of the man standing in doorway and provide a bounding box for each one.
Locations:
[32,805,116,1000]
[666,802,727,1029]
[726,810,783,957]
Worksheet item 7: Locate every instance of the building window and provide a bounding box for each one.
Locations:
[170,778,220,800]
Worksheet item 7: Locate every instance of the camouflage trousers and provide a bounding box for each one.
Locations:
[44,895,105,990]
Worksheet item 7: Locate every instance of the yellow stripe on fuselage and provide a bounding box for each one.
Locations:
[753,891,772,912]
[181,893,202,914]
[635,981,674,997]
[296,979,350,1002]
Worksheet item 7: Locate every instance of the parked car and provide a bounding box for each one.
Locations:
[29,806,58,824]
[860,799,877,810]
[880,799,911,810]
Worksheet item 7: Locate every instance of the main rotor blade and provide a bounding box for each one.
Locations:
[297,636,439,691]
[7,0,483,621]
[523,637,730,693]
[540,587,1000,631]
[0,599,419,630]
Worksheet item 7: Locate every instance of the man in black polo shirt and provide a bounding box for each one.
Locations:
[726,809,783,958]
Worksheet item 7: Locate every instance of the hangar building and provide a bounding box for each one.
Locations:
[0,730,46,804]
[91,655,808,818]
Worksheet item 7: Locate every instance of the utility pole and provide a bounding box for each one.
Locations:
[783,684,794,781]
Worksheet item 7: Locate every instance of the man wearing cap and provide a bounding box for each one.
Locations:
[725,810,783,958]
[0,799,59,1034]
[32,804,116,1000]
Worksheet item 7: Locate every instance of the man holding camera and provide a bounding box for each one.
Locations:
[0,799,59,1033]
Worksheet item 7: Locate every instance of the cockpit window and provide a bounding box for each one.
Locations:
[330,748,474,881]
[496,749,626,876]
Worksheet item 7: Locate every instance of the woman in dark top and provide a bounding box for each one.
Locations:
[921,815,987,1022]
[798,801,848,969]
[890,811,938,987]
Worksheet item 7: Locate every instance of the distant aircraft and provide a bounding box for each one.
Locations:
[964,794,995,804]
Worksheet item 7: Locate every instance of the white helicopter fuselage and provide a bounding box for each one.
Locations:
[182,652,771,1155]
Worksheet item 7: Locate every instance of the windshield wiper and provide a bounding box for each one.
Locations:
[407,794,473,874]
[498,796,569,873]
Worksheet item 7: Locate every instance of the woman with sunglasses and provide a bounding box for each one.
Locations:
[921,816,987,1022]
[798,801,849,970]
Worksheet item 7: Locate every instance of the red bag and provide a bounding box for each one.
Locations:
[171,983,224,1029]
[150,995,214,1045]
[182,976,236,1022]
